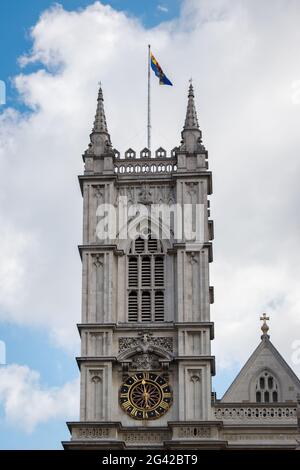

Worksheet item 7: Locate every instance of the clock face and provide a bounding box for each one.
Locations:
[119,372,172,420]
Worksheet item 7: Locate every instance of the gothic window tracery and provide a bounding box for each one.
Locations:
[255,371,279,403]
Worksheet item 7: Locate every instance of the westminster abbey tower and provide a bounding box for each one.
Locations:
[63,84,300,449]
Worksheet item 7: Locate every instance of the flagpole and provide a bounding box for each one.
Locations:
[147,44,151,150]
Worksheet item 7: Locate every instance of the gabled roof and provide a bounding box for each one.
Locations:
[221,335,300,402]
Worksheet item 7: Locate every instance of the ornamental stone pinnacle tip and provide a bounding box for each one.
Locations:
[184,83,198,128]
[93,84,107,133]
[260,312,270,338]
[84,83,113,156]
[180,81,203,153]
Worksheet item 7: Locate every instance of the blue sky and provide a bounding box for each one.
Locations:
[0,0,185,450]
[1,0,300,450]
[0,0,180,110]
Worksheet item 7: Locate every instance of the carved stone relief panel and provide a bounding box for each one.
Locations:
[186,368,202,420]
[117,185,176,206]
[119,333,173,355]
[88,369,104,421]
[131,353,160,371]
[91,253,105,323]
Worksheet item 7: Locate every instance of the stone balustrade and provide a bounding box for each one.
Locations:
[214,404,297,422]
[113,147,178,175]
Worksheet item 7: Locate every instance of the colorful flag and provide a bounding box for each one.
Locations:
[150,52,173,86]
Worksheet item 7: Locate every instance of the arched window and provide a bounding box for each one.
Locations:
[127,235,165,322]
[255,371,279,403]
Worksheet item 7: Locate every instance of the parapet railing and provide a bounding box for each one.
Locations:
[113,147,177,175]
[214,404,297,421]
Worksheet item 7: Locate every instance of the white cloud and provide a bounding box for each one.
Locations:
[0,0,300,380]
[0,364,79,432]
[212,262,300,374]
[0,223,33,309]
[157,5,169,13]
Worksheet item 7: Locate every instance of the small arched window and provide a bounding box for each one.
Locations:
[255,371,279,403]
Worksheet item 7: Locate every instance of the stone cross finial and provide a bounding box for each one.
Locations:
[260,312,270,338]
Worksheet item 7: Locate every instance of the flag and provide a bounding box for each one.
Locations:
[150,52,173,86]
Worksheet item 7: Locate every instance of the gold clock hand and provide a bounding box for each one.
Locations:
[144,391,150,408]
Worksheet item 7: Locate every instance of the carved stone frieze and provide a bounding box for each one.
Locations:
[178,426,211,439]
[77,428,111,439]
[118,185,175,206]
[121,431,170,443]
[119,333,173,354]
[118,333,173,371]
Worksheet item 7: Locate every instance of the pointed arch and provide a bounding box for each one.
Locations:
[117,211,172,253]
[250,367,281,403]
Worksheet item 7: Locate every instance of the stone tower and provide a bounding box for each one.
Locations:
[64,83,216,448]
[63,84,300,449]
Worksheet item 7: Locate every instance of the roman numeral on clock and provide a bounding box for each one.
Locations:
[121,400,131,410]
[130,408,138,417]
[159,401,169,410]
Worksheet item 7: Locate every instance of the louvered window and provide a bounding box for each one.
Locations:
[127,235,165,322]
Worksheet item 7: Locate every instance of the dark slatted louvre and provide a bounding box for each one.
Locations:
[154,257,164,286]
[141,291,151,322]
[128,257,138,287]
[148,237,158,253]
[128,291,138,322]
[135,237,145,253]
[141,256,151,286]
[154,291,164,321]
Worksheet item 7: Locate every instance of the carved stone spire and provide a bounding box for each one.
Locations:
[184,81,199,130]
[85,84,112,157]
[180,80,203,153]
[92,85,108,133]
